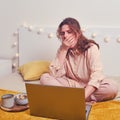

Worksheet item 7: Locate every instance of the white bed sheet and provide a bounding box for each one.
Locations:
[107,76,120,100]
[0,72,40,93]
[0,72,120,100]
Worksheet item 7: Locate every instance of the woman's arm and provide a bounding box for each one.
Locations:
[85,44,104,101]
[49,44,69,77]
[58,35,76,64]
[49,35,75,77]
[49,45,69,77]
[57,45,69,65]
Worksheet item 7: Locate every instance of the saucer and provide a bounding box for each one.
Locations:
[0,101,29,112]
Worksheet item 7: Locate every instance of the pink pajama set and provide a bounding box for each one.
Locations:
[40,44,118,102]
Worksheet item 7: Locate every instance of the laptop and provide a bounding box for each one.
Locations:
[25,83,92,120]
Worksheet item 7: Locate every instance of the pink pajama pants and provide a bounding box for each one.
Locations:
[40,73,118,102]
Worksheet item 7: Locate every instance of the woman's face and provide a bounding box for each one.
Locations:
[59,24,79,48]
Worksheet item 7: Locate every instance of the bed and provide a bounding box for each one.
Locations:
[0,26,120,120]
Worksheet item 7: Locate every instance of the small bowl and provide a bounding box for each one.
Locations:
[15,93,28,105]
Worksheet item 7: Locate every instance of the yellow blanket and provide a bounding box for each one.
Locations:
[0,89,120,120]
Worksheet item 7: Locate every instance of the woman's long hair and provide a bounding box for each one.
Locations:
[57,17,99,53]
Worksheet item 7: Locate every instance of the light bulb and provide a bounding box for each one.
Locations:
[13,31,19,36]
[12,63,16,67]
[12,42,17,48]
[22,23,28,28]
[15,53,19,58]
[104,37,110,43]
[81,27,86,32]
[13,42,17,46]
[28,26,33,31]
[91,33,96,38]
[48,33,54,38]
[117,37,120,43]
[37,28,44,34]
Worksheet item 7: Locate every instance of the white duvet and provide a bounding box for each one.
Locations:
[0,72,40,93]
[0,72,120,100]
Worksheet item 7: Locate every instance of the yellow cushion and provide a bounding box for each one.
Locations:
[18,61,50,81]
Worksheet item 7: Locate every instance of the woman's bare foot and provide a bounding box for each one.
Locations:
[86,101,96,105]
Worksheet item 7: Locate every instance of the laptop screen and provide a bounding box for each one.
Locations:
[26,83,91,120]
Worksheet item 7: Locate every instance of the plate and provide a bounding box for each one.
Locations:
[0,102,29,112]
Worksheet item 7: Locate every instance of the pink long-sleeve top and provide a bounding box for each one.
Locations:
[49,44,105,89]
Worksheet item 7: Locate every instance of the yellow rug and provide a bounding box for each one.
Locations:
[89,100,120,120]
[0,89,120,120]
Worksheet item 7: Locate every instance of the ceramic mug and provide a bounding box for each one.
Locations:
[1,94,14,108]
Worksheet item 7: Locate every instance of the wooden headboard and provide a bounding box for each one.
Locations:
[18,26,120,76]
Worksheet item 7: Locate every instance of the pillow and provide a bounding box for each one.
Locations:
[18,61,50,81]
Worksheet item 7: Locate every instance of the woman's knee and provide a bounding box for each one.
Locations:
[94,83,118,102]
[105,80,118,99]
[40,73,51,84]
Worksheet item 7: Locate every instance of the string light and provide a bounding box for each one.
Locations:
[12,63,16,68]
[37,28,44,34]
[12,24,120,72]
[13,42,17,46]
[13,31,19,36]
[81,27,86,32]
[28,26,33,31]
[12,42,17,48]
[21,23,28,28]
[116,37,120,43]
[104,36,110,43]
[15,53,19,58]
[48,33,54,38]
[91,33,97,38]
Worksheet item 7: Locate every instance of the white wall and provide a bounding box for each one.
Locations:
[0,0,120,76]
[0,0,120,58]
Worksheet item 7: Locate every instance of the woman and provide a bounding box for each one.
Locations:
[40,17,118,103]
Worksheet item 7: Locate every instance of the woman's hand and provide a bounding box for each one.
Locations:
[57,35,75,65]
[85,85,97,101]
[61,35,76,50]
